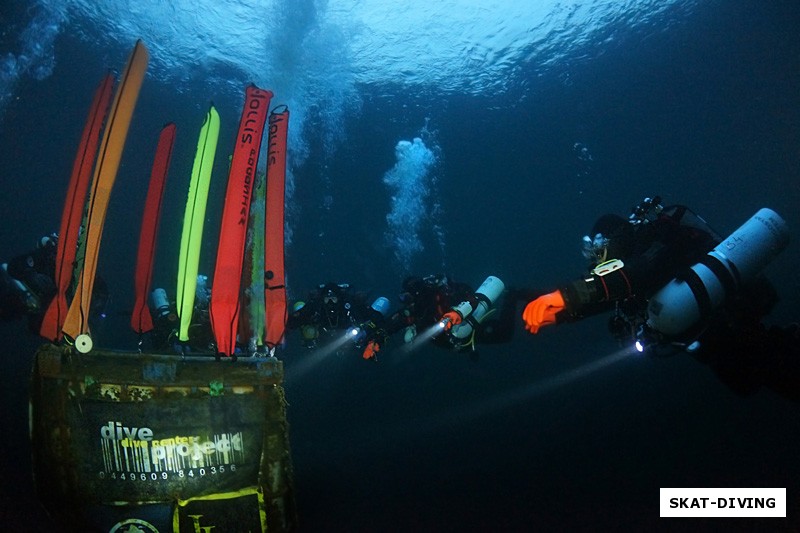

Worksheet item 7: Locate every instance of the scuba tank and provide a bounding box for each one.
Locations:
[351,296,391,347]
[450,276,505,340]
[403,324,417,343]
[351,296,392,345]
[370,296,391,316]
[149,288,171,319]
[646,208,789,339]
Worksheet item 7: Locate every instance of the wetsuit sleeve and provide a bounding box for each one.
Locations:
[557,267,633,321]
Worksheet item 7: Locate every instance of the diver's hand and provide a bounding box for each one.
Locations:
[362,340,380,361]
[522,290,565,334]
[440,311,462,330]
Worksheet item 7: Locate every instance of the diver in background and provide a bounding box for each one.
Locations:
[1,234,59,326]
[350,295,392,361]
[3,234,59,332]
[358,274,471,358]
[288,282,371,348]
[359,274,517,360]
[1,233,109,335]
[146,287,179,352]
[147,275,214,354]
[521,195,799,399]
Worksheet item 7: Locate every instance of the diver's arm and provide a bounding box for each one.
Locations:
[557,266,633,321]
[523,267,633,334]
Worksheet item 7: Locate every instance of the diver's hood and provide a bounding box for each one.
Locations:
[582,214,633,263]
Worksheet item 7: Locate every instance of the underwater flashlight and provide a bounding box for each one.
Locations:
[633,323,659,354]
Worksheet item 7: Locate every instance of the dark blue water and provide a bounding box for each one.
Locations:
[1,0,799,530]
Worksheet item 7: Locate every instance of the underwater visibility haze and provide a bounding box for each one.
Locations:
[1,0,800,530]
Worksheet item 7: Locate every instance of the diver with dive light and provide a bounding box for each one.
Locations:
[358,274,516,360]
[522,195,800,399]
[288,282,375,348]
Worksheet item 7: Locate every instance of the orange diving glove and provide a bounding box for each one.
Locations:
[362,340,380,361]
[522,290,565,334]
[440,310,463,331]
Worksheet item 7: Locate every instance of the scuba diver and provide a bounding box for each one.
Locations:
[146,275,214,354]
[522,196,799,399]
[1,234,58,329]
[349,295,393,361]
[1,233,109,334]
[359,274,514,360]
[287,282,373,348]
